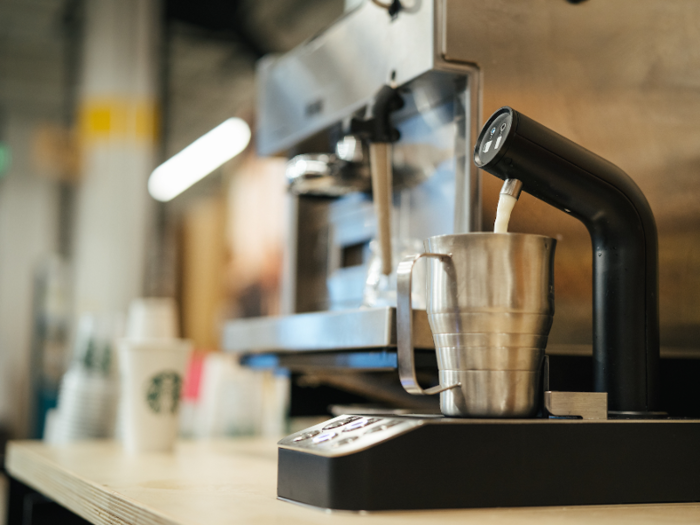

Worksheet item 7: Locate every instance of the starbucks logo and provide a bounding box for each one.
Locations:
[145,371,182,414]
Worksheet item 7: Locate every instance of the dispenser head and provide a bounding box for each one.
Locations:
[474,108,514,168]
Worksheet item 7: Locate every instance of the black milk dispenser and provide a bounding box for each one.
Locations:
[474,106,661,417]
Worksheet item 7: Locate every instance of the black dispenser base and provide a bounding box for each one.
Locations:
[277,416,700,511]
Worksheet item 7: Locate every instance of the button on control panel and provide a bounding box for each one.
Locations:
[333,436,359,448]
[279,415,421,458]
[312,431,338,444]
[342,417,381,432]
[364,424,389,435]
[322,416,362,430]
[292,429,320,442]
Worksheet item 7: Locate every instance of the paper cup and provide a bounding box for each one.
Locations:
[126,298,179,339]
[119,338,191,453]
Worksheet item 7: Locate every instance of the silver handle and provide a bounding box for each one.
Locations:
[396,252,461,395]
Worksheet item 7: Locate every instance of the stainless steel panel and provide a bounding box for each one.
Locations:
[452,66,482,233]
[223,307,434,353]
[257,1,486,321]
[257,1,437,156]
[256,1,482,232]
[287,76,480,314]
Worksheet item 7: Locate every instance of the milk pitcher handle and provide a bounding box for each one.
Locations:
[396,253,461,396]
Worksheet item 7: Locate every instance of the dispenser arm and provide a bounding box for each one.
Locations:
[350,86,404,275]
[474,106,660,415]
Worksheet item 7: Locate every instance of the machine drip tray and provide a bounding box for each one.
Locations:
[278,415,700,510]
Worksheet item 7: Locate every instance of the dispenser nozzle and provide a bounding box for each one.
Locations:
[500,179,523,199]
[494,179,522,234]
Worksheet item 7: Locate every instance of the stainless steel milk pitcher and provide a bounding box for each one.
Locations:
[396,233,556,417]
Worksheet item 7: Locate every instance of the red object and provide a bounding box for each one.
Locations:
[182,351,205,400]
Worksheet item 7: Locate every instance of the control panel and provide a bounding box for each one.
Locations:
[278,415,424,457]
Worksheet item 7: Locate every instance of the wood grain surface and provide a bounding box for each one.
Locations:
[6,439,700,525]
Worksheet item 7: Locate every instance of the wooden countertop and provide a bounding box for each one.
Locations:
[7,439,700,525]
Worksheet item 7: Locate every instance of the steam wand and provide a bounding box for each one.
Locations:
[350,86,404,276]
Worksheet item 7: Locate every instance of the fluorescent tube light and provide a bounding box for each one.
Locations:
[148,117,251,202]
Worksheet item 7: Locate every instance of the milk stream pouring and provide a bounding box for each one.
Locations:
[494,179,523,233]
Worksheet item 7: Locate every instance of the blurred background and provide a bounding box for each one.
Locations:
[2,2,700,520]
[0,0,351,444]
[3,0,700,458]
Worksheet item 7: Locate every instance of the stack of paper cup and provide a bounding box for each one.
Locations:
[119,298,191,454]
[45,313,123,444]
[46,368,119,443]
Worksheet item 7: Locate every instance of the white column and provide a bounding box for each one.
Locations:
[0,117,59,436]
[72,0,160,316]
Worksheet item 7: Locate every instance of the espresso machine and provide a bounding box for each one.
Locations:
[225,0,482,412]
[224,0,700,510]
